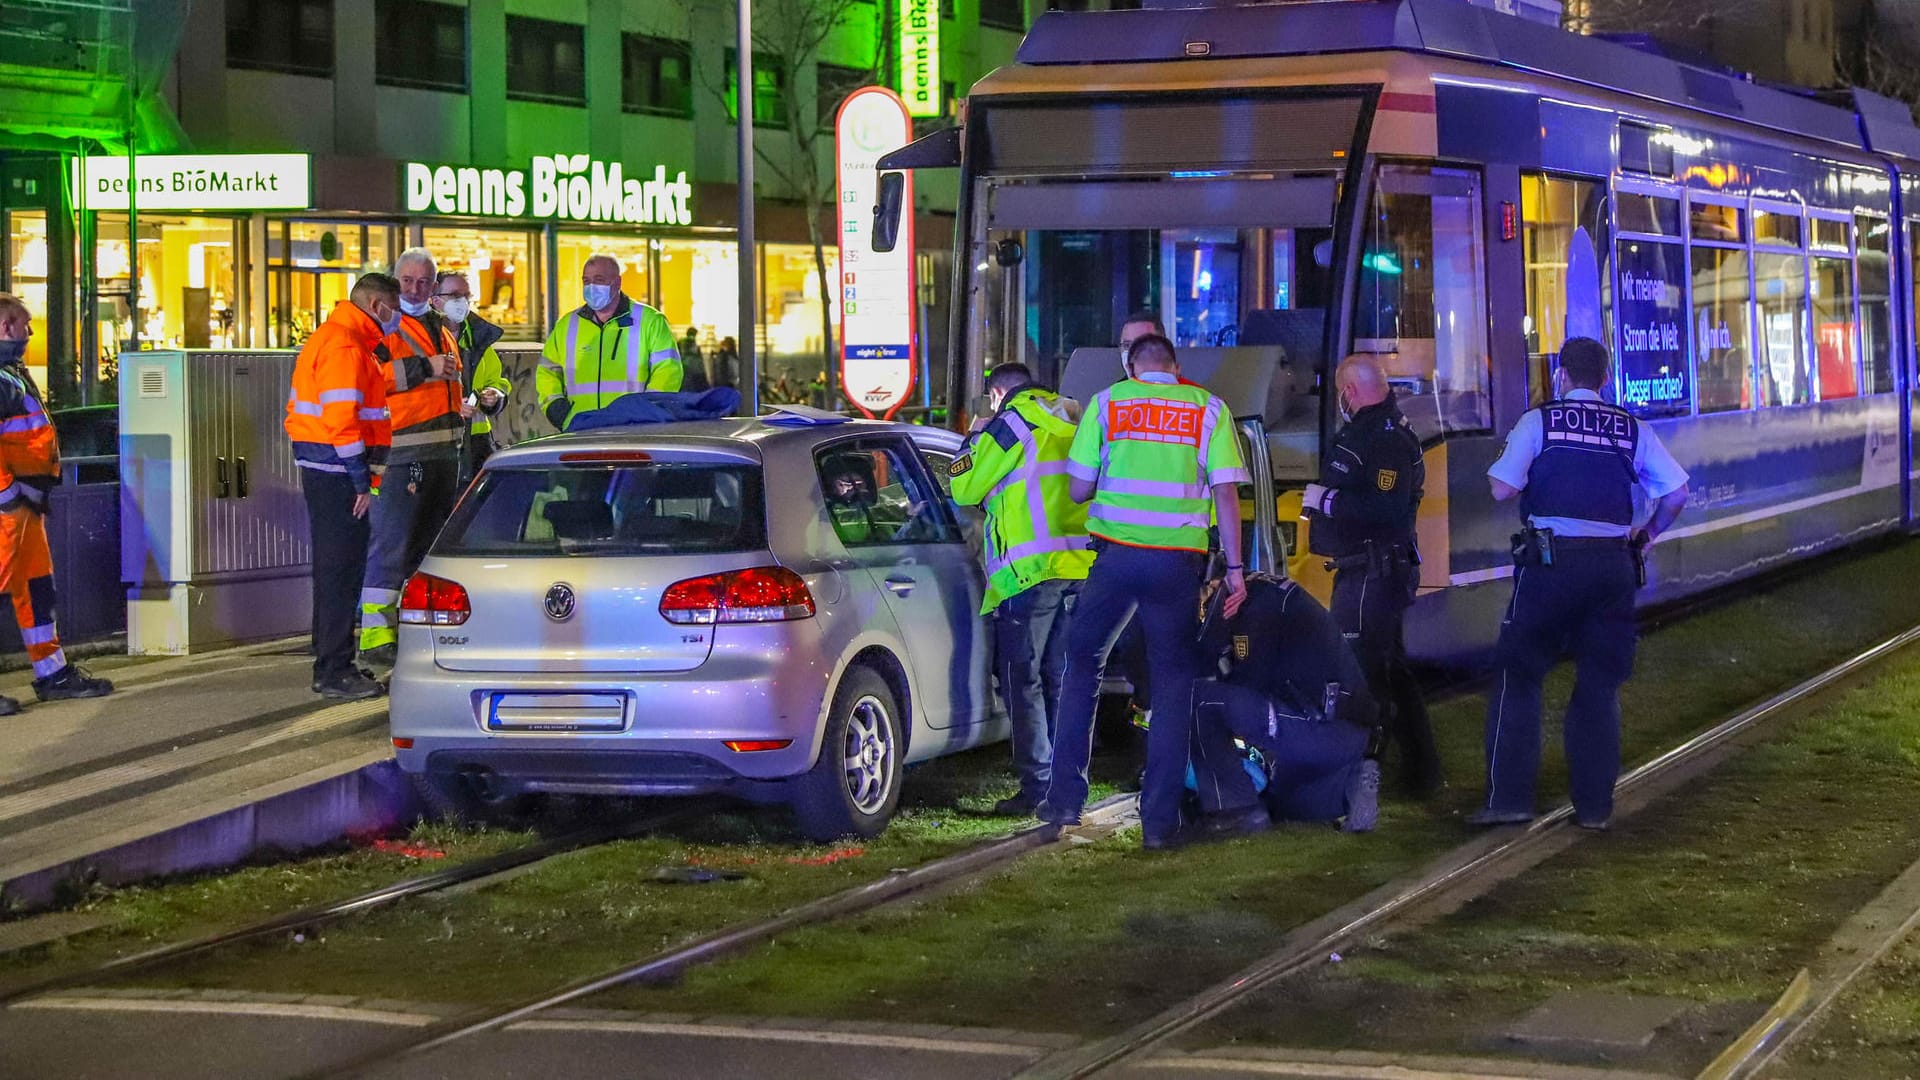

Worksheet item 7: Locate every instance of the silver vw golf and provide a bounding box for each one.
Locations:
[388,413,1001,839]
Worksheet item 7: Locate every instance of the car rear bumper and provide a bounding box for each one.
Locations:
[388,631,832,789]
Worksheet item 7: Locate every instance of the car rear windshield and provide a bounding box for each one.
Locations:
[434,462,767,557]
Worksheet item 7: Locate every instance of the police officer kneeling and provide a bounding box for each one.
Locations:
[1471,337,1689,830]
[1188,574,1382,835]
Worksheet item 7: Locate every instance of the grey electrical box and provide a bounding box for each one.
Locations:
[120,350,311,654]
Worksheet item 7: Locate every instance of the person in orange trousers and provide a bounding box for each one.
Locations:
[0,294,112,713]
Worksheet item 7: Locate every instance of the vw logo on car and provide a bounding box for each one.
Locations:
[544,582,576,621]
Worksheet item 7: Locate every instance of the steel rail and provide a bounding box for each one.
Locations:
[1012,623,1920,1080]
[301,791,1141,1080]
[0,805,698,1008]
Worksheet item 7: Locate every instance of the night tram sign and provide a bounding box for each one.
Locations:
[835,86,916,420]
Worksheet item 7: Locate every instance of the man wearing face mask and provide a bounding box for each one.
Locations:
[950,362,1092,816]
[359,248,463,668]
[286,274,397,700]
[1299,354,1440,798]
[431,270,511,481]
[536,254,682,431]
[0,295,114,711]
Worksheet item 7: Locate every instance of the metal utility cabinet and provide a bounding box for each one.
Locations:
[120,350,311,653]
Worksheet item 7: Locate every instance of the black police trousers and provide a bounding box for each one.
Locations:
[1483,543,1638,823]
[1330,563,1439,790]
[301,468,369,683]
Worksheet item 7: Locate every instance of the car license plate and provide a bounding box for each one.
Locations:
[486,692,629,733]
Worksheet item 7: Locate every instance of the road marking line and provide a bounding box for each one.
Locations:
[509,1018,1046,1057]
[1143,1057,1596,1079]
[12,996,436,1028]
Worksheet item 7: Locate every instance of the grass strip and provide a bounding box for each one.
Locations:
[598,539,1920,1035]
[21,539,1920,1014]
[1778,925,1920,1078]
[1187,647,1920,1075]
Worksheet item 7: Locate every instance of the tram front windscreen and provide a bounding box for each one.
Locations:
[961,172,1343,482]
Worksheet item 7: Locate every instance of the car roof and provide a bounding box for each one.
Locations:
[483,416,951,468]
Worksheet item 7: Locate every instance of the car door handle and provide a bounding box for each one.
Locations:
[884,576,916,595]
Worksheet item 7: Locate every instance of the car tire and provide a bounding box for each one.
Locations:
[789,665,904,841]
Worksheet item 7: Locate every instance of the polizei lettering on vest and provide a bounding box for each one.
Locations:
[1108,400,1203,446]
[1544,404,1632,439]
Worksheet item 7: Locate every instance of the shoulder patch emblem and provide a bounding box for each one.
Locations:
[948,451,973,477]
[1232,634,1250,661]
[1375,468,1398,492]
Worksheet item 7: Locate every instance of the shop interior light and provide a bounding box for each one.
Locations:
[11,238,47,279]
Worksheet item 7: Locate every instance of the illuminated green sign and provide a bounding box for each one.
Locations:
[898,0,940,118]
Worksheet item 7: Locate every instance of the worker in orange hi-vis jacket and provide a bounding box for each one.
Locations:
[0,293,112,713]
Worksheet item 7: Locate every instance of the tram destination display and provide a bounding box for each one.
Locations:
[1613,242,1690,416]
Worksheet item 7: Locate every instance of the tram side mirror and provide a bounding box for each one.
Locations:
[872,172,906,253]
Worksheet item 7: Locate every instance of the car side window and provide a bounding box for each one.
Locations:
[816,440,960,547]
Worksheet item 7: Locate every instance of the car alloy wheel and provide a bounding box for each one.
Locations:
[842,694,896,814]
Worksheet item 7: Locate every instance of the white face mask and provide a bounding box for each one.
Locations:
[441,298,471,324]
[399,297,429,317]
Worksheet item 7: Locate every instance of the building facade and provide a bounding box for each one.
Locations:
[0,0,1038,406]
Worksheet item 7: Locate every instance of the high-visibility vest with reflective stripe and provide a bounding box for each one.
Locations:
[378,313,463,455]
[535,298,683,427]
[1066,375,1250,553]
[0,363,57,513]
[285,301,393,494]
[949,387,1093,613]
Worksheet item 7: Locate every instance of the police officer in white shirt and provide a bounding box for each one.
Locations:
[1470,336,1690,831]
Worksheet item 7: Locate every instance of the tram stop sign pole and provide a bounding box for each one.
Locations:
[834,87,916,420]
[737,0,758,414]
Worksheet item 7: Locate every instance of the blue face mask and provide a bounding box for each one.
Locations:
[377,303,402,336]
[399,297,429,317]
[584,283,614,310]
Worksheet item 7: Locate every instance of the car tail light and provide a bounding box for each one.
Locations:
[659,566,815,625]
[399,572,471,625]
[392,737,415,749]
[723,739,793,753]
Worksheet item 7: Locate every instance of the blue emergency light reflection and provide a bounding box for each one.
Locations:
[1364,253,1403,275]
[1170,170,1231,178]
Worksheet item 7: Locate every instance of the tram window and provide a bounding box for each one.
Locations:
[1613,240,1691,418]
[1520,173,1607,407]
[1352,164,1491,439]
[1811,218,1851,252]
[1812,257,1860,401]
[1616,192,1682,238]
[1754,252,1810,406]
[1692,246,1753,413]
[1856,214,1893,394]
[1689,202,1743,244]
[1619,122,1676,178]
[1754,210,1803,248]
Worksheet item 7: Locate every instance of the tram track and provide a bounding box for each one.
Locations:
[0,803,706,1009]
[1006,622,1920,1080]
[291,791,1142,1080]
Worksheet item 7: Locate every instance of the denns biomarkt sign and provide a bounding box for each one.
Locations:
[404,155,693,227]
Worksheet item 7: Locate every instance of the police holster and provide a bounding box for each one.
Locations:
[1511,526,1555,567]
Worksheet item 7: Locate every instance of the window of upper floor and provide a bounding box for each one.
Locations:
[507,15,585,106]
[227,0,334,78]
[622,34,693,117]
[375,0,466,93]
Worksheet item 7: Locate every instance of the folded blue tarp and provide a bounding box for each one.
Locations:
[566,387,743,431]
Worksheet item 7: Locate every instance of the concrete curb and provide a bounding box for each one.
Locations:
[1,758,421,911]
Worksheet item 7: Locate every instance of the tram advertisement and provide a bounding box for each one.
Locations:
[1614,242,1689,414]
[834,86,916,420]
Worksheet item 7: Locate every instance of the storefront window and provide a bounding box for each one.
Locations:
[422,227,539,338]
[268,220,397,346]
[92,215,244,384]
[555,233,652,318]
[5,211,53,389]
[656,237,737,356]
[762,242,836,400]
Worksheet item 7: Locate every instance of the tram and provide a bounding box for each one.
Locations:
[878,0,1920,663]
